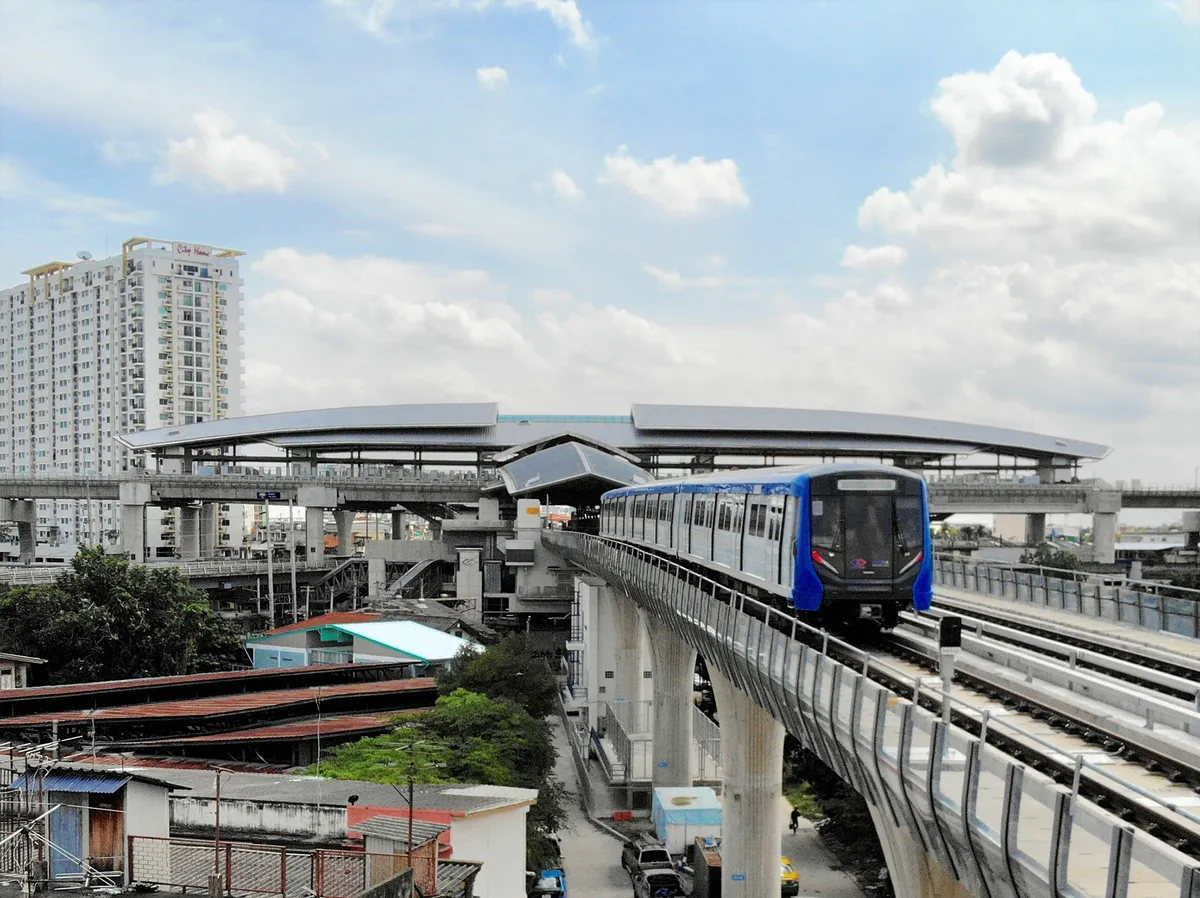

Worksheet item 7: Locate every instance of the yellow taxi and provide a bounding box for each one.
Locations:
[781,858,800,895]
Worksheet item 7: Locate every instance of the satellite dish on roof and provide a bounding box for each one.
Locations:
[76,251,93,261]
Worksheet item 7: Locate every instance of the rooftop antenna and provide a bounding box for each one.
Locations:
[76,251,93,262]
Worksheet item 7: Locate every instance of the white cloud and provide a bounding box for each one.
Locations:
[407,222,462,238]
[600,146,750,217]
[643,264,725,290]
[859,51,1200,259]
[325,0,595,49]
[840,244,908,268]
[99,139,143,165]
[0,156,154,227]
[548,169,584,202]
[156,108,300,193]
[476,66,509,89]
[1171,0,1200,23]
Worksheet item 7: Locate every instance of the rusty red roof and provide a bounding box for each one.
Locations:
[264,611,381,636]
[0,661,399,701]
[124,713,418,746]
[0,678,437,726]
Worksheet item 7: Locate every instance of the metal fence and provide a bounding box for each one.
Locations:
[545,530,1200,898]
[128,836,433,898]
[935,555,1200,638]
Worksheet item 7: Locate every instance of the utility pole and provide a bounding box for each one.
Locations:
[264,498,275,626]
[289,496,299,623]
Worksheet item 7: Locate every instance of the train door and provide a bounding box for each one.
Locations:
[781,496,797,591]
[676,493,691,554]
[645,494,658,544]
[660,494,674,549]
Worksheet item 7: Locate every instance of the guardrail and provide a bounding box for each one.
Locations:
[935,556,1200,638]
[546,530,1200,898]
[128,835,433,898]
[0,557,338,585]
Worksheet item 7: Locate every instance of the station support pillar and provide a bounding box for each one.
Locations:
[391,511,404,541]
[708,668,785,898]
[609,590,647,713]
[865,803,971,898]
[180,506,201,561]
[1092,512,1117,564]
[4,500,37,564]
[305,507,326,560]
[1025,512,1046,546]
[118,481,150,563]
[200,503,217,557]
[335,510,355,556]
[645,618,696,787]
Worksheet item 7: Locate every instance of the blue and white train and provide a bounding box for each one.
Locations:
[599,464,933,629]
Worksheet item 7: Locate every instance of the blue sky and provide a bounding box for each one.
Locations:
[1,0,1199,491]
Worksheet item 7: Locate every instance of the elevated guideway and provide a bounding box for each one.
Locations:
[544,530,1200,898]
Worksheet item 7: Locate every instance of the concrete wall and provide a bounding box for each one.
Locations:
[126,782,171,883]
[448,806,529,898]
[170,797,346,839]
[365,541,453,563]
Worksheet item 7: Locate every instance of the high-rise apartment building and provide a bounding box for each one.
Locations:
[0,237,246,559]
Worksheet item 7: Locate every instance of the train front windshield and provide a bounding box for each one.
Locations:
[809,475,926,584]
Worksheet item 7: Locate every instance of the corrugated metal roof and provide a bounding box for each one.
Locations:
[352,815,450,846]
[0,678,437,726]
[0,661,397,701]
[436,860,483,896]
[13,772,130,793]
[0,651,46,664]
[262,611,381,637]
[118,402,1111,462]
[121,713,405,747]
[332,622,477,663]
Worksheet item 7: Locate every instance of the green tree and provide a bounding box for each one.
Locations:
[0,547,245,684]
[437,635,560,721]
[1019,544,1082,572]
[316,688,569,871]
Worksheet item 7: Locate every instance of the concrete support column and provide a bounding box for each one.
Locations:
[335,510,355,556]
[1093,511,1117,564]
[1024,512,1046,546]
[708,668,785,898]
[391,511,404,541]
[305,507,326,560]
[118,482,150,563]
[179,506,201,561]
[646,624,696,787]
[200,503,217,557]
[866,803,970,898]
[610,590,648,709]
[13,501,35,565]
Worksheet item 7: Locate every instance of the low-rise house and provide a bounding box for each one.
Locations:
[248,613,479,670]
[9,764,182,883]
[0,651,45,689]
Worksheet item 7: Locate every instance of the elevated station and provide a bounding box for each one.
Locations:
[2,401,1195,603]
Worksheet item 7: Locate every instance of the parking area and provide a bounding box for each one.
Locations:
[551,716,864,897]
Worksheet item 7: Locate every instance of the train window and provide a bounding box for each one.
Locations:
[895,497,925,554]
[660,495,673,521]
[731,497,744,533]
[748,502,765,538]
[811,496,842,551]
[646,495,658,538]
[716,495,731,531]
[767,498,783,541]
[634,495,645,537]
[843,494,893,576]
[683,496,693,526]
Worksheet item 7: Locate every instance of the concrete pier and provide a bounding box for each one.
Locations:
[709,668,785,898]
[646,626,696,788]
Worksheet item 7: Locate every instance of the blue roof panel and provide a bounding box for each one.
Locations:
[14,772,130,793]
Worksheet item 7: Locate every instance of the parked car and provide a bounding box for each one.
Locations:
[620,833,672,875]
[781,857,800,896]
[632,868,685,898]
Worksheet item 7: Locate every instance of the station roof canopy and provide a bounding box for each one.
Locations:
[494,441,654,504]
[119,402,1111,465]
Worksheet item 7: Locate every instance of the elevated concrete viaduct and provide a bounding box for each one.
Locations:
[546,530,1200,898]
